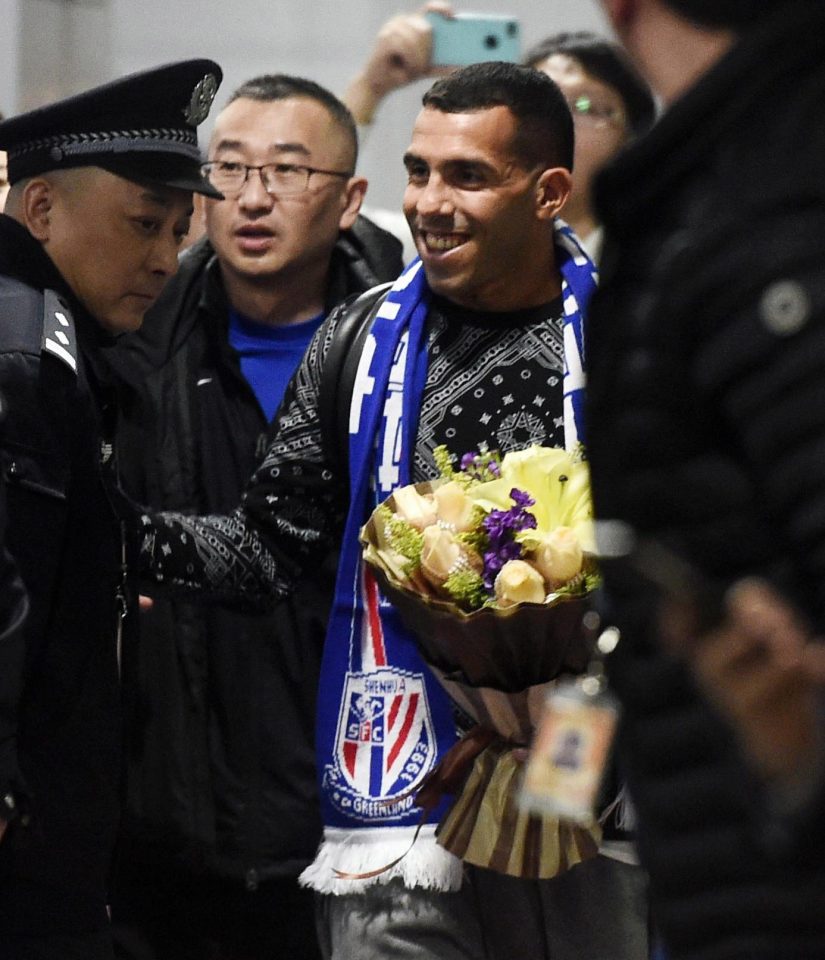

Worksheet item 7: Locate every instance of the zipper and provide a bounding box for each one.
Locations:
[115,518,129,677]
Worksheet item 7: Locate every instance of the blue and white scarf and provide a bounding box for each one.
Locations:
[300,221,597,893]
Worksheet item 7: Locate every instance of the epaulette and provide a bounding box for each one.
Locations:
[41,288,77,374]
[0,276,77,374]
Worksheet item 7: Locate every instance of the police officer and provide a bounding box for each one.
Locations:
[0,60,221,959]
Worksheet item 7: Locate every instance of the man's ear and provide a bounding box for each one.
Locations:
[20,178,56,242]
[338,176,368,231]
[535,167,573,222]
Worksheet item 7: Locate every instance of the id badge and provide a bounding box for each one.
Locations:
[520,676,619,825]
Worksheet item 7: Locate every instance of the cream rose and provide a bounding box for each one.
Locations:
[420,525,481,592]
[392,486,438,530]
[494,559,547,607]
[433,481,477,533]
[420,525,464,590]
[532,526,583,587]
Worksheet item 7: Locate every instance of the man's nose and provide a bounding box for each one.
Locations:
[415,176,453,216]
[238,168,275,209]
[150,233,181,277]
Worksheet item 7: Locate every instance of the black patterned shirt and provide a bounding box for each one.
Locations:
[142,292,565,604]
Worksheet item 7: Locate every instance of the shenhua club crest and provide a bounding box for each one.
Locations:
[326,667,436,823]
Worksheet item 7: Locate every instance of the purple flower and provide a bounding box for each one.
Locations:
[509,488,535,510]
[458,449,503,483]
[460,451,478,472]
[480,489,537,590]
[482,510,508,542]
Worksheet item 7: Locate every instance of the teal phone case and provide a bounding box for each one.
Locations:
[426,13,521,67]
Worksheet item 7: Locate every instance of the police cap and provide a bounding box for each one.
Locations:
[0,59,223,197]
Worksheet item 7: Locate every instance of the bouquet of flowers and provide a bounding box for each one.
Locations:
[360,445,603,878]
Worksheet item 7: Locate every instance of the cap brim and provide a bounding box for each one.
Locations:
[147,170,224,199]
[93,155,224,199]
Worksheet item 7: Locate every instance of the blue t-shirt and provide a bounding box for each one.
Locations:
[228,309,325,422]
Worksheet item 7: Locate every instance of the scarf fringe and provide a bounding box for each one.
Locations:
[299,826,465,895]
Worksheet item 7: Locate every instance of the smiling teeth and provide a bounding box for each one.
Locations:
[424,233,464,252]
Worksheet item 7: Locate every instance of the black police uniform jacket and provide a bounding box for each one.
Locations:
[108,218,402,890]
[585,3,825,958]
[0,213,134,935]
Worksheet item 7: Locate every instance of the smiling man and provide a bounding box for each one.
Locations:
[106,75,402,960]
[401,101,571,311]
[139,62,648,960]
[0,60,221,960]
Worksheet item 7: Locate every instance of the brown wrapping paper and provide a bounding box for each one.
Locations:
[430,669,554,745]
[436,740,601,879]
[426,671,601,878]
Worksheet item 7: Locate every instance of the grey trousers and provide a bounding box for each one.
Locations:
[316,856,649,960]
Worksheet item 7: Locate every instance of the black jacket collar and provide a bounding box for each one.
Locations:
[0,213,75,302]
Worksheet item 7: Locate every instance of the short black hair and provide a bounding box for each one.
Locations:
[227,74,358,170]
[662,0,798,28]
[422,61,574,171]
[523,32,655,138]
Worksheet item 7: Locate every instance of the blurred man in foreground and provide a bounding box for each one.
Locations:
[586,0,825,955]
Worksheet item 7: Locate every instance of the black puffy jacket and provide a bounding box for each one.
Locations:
[0,214,135,936]
[586,4,825,957]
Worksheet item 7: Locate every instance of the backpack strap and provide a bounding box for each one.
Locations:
[319,281,393,476]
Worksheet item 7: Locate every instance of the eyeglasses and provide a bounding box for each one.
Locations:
[201,160,352,197]
[567,95,626,129]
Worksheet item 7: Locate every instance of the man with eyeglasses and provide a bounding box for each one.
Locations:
[107,74,402,960]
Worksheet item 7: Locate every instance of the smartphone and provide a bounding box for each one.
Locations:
[426,12,521,67]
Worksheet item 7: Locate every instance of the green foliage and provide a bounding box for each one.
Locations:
[378,505,425,574]
[444,568,488,612]
[552,569,601,598]
[456,510,490,553]
[569,441,588,464]
[433,445,456,480]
